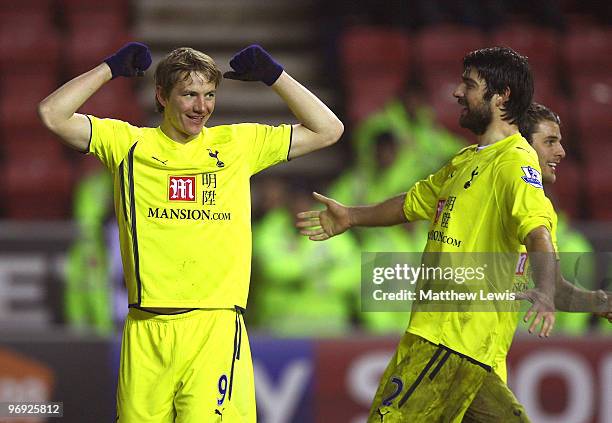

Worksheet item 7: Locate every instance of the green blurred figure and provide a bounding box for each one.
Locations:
[252,179,360,336]
[64,162,114,335]
[331,101,463,205]
[329,101,465,334]
[553,213,596,334]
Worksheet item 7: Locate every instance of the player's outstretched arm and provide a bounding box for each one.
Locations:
[520,226,557,337]
[554,272,612,323]
[553,269,611,313]
[38,42,151,152]
[223,45,343,159]
[296,192,407,241]
[594,307,612,323]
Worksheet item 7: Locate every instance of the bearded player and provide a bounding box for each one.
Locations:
[297,47,557,421]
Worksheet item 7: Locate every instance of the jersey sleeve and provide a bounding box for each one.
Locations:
[87,115,140,170]
[240,123,292,175]
[403,163,451,222]
[496,154,554,244]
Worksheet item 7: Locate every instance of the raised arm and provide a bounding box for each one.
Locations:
[295,192,407,241]
[38,42,152,152]
[223,45,343,159]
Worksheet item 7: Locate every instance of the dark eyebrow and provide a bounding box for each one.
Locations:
[462,76,477,86]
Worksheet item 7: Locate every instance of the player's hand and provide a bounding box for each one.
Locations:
[593,290,612,322]
[516,289,555,337]
[104,42,152,79]
[295,192,351,241]
[223,45,283,86]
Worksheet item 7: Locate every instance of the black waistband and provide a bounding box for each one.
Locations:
[128,305,246,316]
[438,343,492,373]
[129,306,198,315]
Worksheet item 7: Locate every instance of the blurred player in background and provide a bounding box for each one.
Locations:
[297,47,558,422]
[463,102,612,422]
[38,42,343,422]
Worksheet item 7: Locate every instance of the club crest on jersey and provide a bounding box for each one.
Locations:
[520,166,543,189]
[207,149,225,168]
[168,176,196,202]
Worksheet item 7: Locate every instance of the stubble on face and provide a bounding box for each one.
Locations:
[457,69,494,136]
[459,97,493,136]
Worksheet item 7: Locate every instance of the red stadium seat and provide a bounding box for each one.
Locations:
[584,152,612,220]
[64,24,131,75]
[345,77,405,124]
[0,9,49,28]
[0,0,54,11]
[526,95,574,150]
[339,27,411,74]
[0,1,54,26]
[339,27,412,124]
[0,127,64,161]
[0,12,61,71]
[530,77,559,107]
[78,79,145,125]
[572,75,612,161]
[414,25,485,74]
[576,74,612,219]
[546,158,581,219]
[59,0,129,13]
[490,25,560,79]
[420,72,472,139]
[65,10,129,32]
[74,155,106,179]
[563,28,612,77]
[1,150,74,220]
[0,73,58,130]
[530,92,568,117]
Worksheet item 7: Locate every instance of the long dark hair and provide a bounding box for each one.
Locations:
[463,47,534,125]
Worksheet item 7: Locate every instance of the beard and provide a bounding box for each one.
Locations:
[459,99,493,135]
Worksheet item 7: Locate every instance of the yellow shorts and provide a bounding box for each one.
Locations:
[367,332,490,423]
[463,371,530,423]
[116,307,255,423]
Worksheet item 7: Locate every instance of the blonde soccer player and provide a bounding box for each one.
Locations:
[39,42,343,422]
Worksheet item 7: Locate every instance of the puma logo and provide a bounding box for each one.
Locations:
[152,156,168,165]
[377,408,390,422]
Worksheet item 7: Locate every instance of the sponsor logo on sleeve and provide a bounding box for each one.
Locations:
[520,166,543,189]
[434,199,446,224]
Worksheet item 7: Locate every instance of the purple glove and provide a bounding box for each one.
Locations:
[223,45,283,86]
[104,42,152,79]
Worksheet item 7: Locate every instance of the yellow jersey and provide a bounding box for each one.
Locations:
[403,132,554,366]
[493,197,559,382]
[88,116,291,308]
